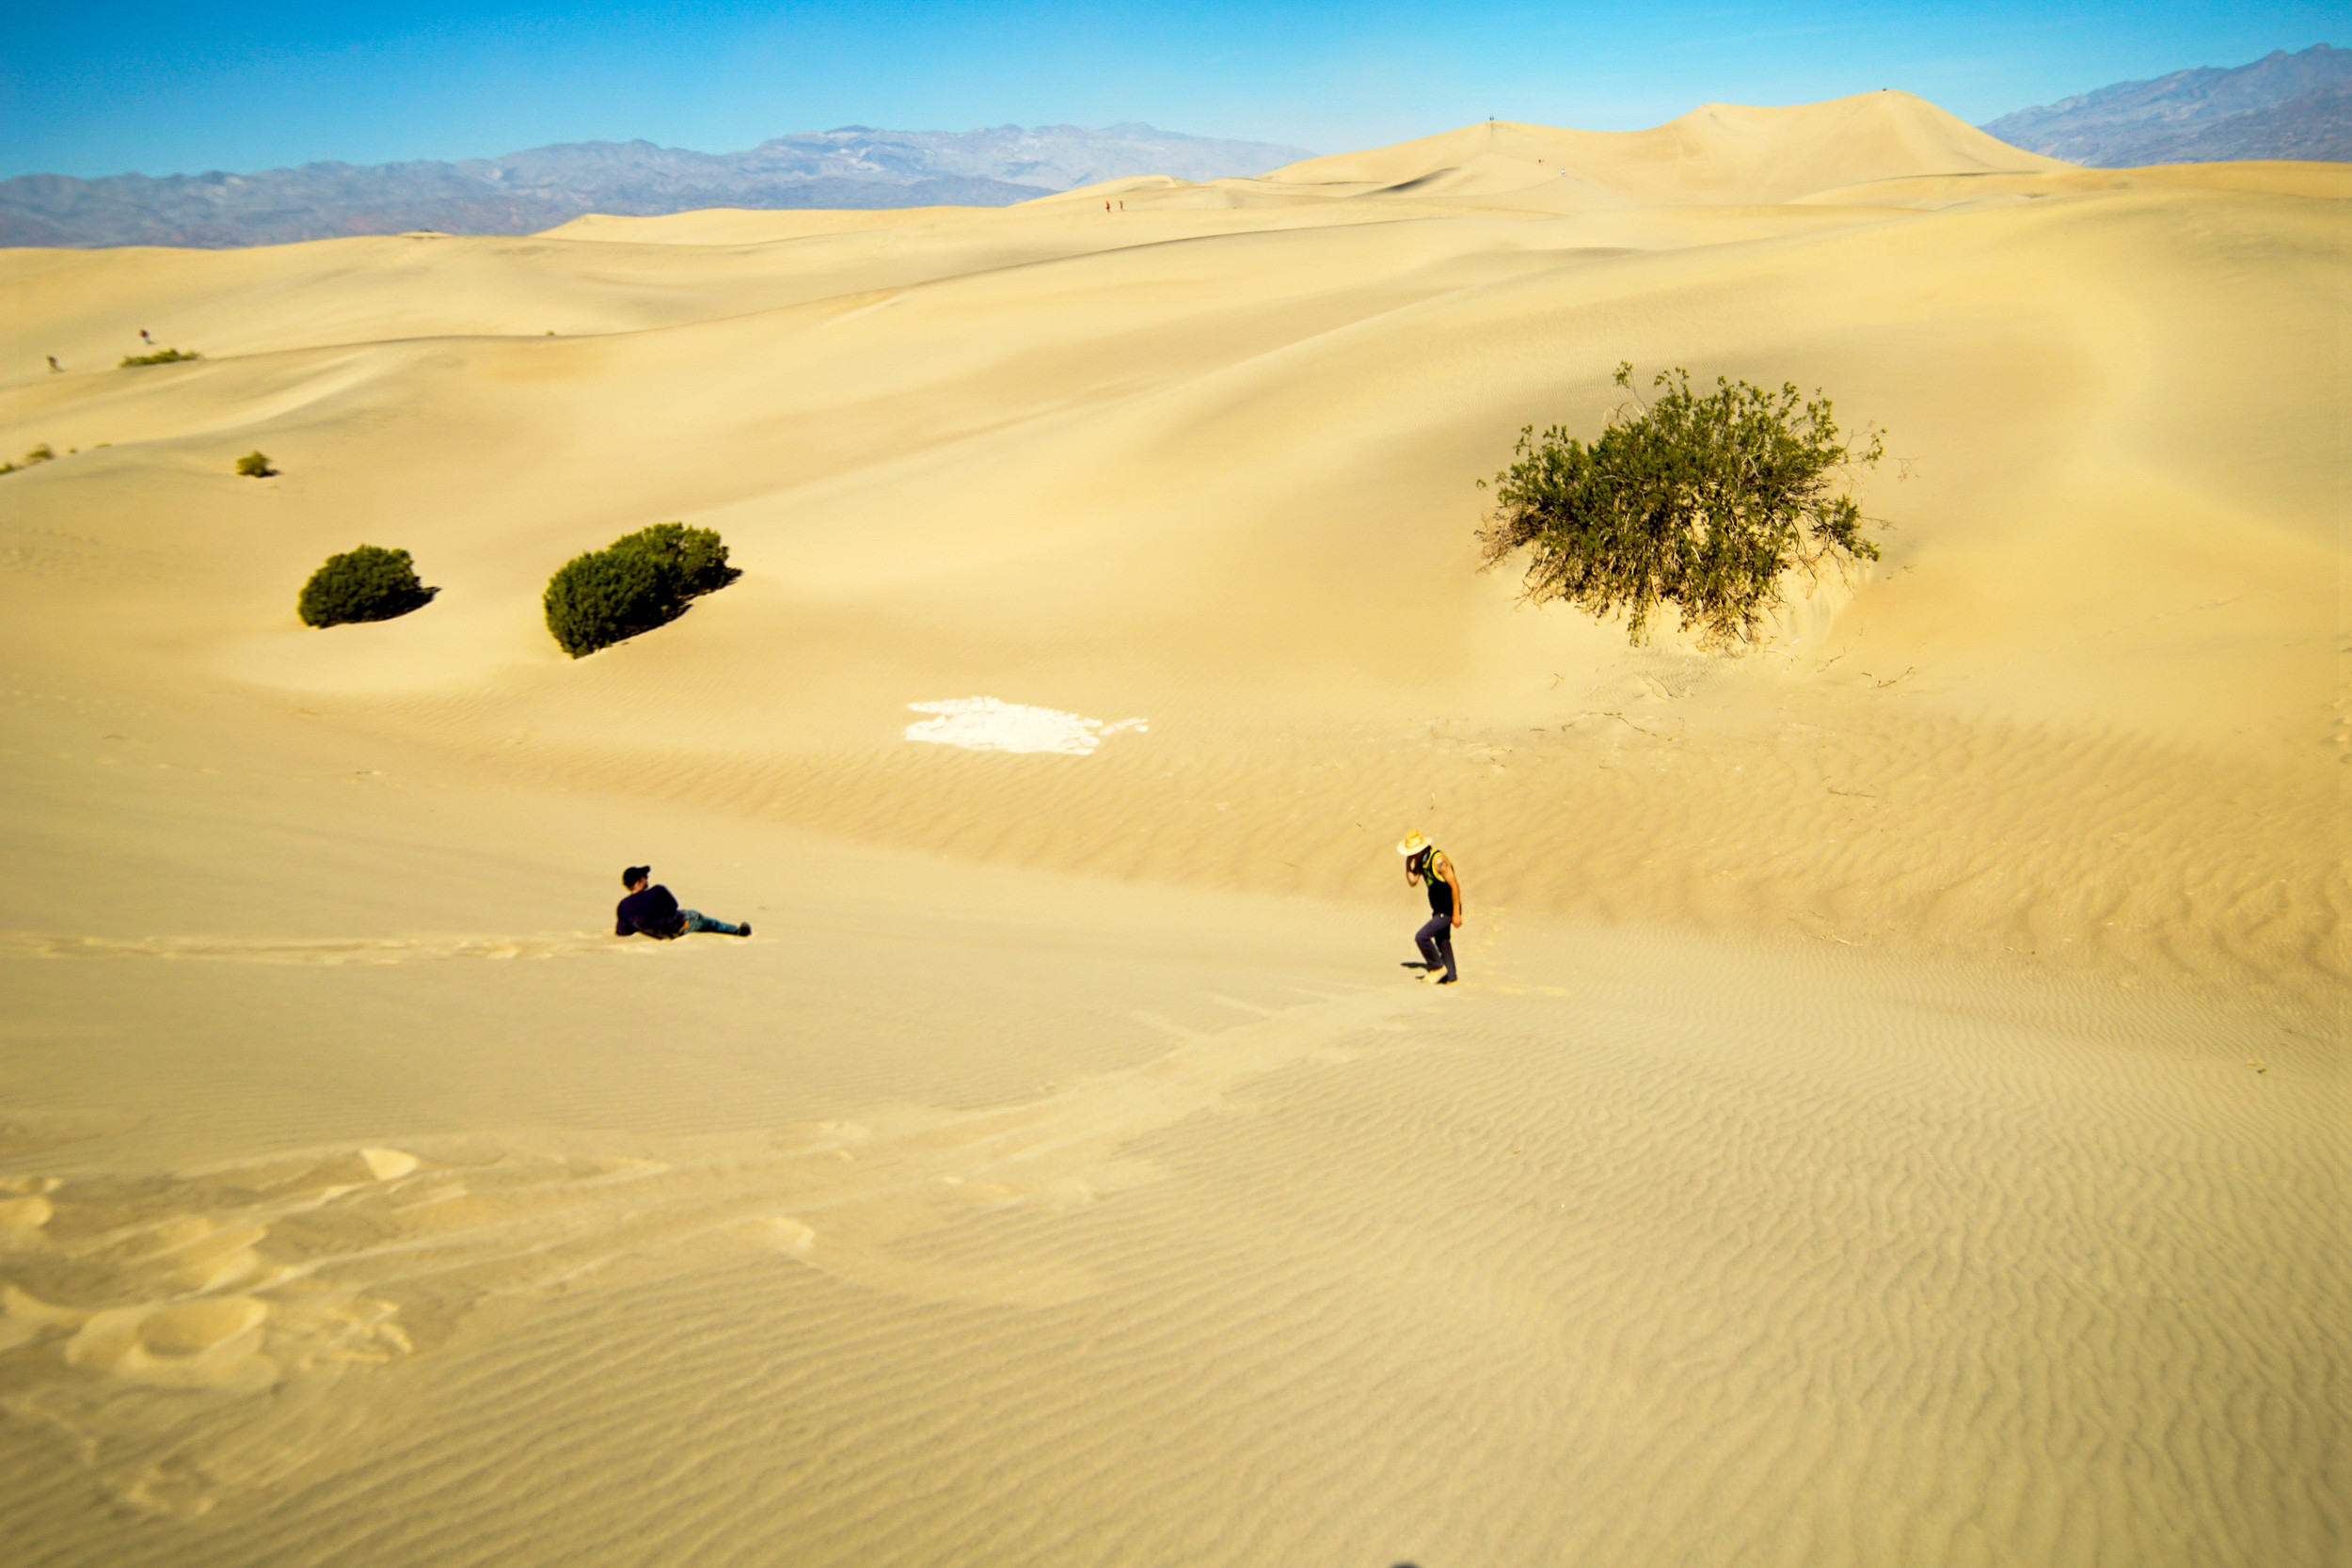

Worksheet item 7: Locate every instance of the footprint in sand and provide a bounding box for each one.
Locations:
[0,982,1429,1513]
[0,1148,426,1512]
[64,1296,278,1391]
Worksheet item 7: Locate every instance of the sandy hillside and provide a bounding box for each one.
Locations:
[0,91,2343,1566]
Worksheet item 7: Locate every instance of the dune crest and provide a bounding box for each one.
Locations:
[1264,91,2072,203]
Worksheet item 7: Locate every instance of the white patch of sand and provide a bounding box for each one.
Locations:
[904,697,1148,754]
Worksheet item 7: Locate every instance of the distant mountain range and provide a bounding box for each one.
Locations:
[0,123,1314,249]
[12,48,2345,254]
[1980,43,2349,166]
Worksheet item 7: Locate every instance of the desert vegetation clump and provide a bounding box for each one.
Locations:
[235,451,277,478]
[119,348,201,367]
[0,444,56,475]
[298,545,437,627]
[1477,362,1883,649]
[543,522,739,658]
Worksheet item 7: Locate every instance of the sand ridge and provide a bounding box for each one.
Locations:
[0,930,688,964]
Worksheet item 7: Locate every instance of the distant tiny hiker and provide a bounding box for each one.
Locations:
[46,356,61,373]
[615,865,751,940]
[1398,831,1461,984]
[139,328,152,345]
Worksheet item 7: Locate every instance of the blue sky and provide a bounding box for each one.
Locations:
[2,2,2337,179]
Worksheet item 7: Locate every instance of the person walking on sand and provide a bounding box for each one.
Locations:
[1398,830,1461,984]
[615,865,751,940]
[46,356,61,373]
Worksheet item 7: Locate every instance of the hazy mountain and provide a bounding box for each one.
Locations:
[0,123,1316,249]
[1980,43,2350,166]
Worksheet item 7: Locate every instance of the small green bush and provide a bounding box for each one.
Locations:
[235,450,276,478]
[120,348,200,367]
[1,444,55,476]
[298,545,437,628]
[1477,362,1883,649]
[543,522,738,657]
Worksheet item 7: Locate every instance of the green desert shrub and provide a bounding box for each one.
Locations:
[119,348,201,367]
[297,545,437,627]
[543,522,738,658]
[235,450,276,478]
[1477,362,1883,649]
[1,444,56,475]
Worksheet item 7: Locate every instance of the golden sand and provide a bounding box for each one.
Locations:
[0,93,2341,1563]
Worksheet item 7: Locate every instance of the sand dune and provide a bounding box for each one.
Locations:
[0,94,2342,1565]
[1265,91,2071,203]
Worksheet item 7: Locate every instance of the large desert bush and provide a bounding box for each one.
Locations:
[543,523,738,658]
[298,545,437,627]
[119,348,201,367]
[1477,363,1882,648]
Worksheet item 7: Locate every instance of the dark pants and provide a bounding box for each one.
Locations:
[1415,914,1457,981]
[676,910,746,936]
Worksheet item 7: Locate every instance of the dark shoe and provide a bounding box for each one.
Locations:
[738,923,753,938]
[1436,974,1457,985]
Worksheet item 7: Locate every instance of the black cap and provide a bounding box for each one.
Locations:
[623,865,651,887]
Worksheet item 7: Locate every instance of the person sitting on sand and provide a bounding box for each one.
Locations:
[615,865,751,939]
[1398,830,1461,985]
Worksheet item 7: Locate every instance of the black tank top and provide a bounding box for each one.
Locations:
[1417,847,1453,917]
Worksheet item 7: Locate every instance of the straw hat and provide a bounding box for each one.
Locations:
[1397,830,1430,856]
